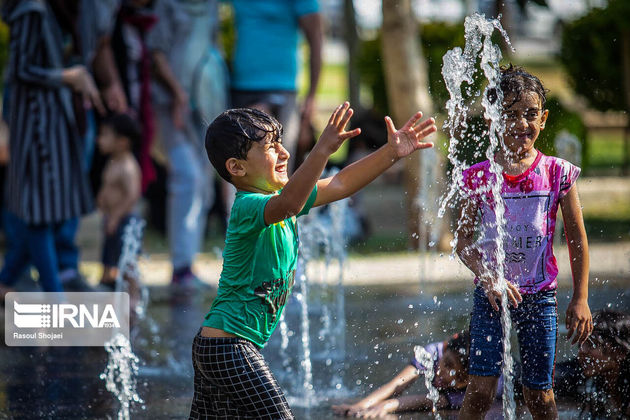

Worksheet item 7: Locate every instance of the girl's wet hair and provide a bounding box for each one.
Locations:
[446,330,470,369]
[205,108,283,182]
[487,64,548,109]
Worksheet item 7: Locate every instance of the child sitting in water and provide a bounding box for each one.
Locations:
[576,310,630,418]
[331,331,507,417]
[96,113,142,290]
[189,103,436,419]
[456,65,593,420]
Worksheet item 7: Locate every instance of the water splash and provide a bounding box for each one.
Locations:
[284,169,349,406]
[100,333,143,420]
[439,13,516,419]
[101,218,146,418]
[414,345,441,419]
[115,218,148,319]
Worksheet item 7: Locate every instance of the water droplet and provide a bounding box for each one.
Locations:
[475,350,482,356]
[335,383,342,389]
[486,335,492,342]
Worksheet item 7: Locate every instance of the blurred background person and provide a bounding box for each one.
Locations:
[147,0,228,294]
[227,0,322,173]
[96,113,142,294]
[0,0,105,294]
[109,0,157,193]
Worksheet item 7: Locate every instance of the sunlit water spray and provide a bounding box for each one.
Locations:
[101,218,146,419]
[439,13,516,419]
[282,171,349,407]
[101,333,144,420]
[414,345,441,419]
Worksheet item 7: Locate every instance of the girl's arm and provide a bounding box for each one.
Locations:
[313,113,436,207]
[456,200,522,310]
[559,184,593,345]
[331,365,420,417]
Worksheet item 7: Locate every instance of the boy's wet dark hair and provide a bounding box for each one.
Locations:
[582,310,630,417]
[205,108,283,182]
[446,330,470,369]
[102,113,142,158]
[487,64,548,109]
[590,310,630,351]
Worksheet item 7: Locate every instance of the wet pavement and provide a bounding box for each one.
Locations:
[1,279,628,419]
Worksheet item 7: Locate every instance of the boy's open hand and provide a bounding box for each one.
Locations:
[317,102,361,155]
[385,112,436,158]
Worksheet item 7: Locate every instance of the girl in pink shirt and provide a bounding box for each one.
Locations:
[456,64,593,420]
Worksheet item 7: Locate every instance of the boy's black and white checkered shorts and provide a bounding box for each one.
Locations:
[189,330,294,419]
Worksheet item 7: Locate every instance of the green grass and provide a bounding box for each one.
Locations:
[587,131,628,173]
[298,61,348,105]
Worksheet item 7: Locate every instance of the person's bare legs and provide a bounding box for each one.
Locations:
[523,386,558,420]
[458,375,499,420]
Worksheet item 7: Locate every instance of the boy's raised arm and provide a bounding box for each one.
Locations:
[313,112,436,207]
[560,184,592,345]
[263,102,360,225]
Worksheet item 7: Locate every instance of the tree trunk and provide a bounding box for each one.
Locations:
[495,0,513,57]
[344,0,361,107]
[381,0,434,249]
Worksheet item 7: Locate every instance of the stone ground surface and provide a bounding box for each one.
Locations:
[72,176,630,288]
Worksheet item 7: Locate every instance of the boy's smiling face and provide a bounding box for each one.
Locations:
[238,133,290,193]
[501,91,548,156]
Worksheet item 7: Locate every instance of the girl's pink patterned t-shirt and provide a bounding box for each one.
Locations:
[461,151,580,294]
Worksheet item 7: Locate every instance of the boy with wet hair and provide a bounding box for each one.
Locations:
[189,103,437,419]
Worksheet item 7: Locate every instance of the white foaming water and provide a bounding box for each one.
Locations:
[439,13,516,419]
[414,345,441,419]
[115,218,148,318]
[102,218,146,419]
[101,333,143,420]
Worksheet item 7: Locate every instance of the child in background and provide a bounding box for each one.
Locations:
[331,331,505,417]
[189,103,436,419]
[96,113,142,290]
[456,65,592,420]
[576,310,630,418]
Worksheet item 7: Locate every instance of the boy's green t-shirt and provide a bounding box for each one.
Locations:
[203,186,318,347]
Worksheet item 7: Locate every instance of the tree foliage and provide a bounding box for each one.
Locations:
[357,21,466,116]
[560,0,630,112]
